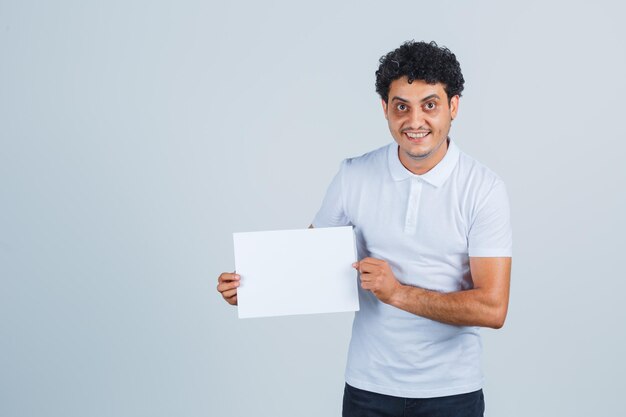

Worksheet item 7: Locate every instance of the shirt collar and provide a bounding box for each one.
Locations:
[387,138,460,187]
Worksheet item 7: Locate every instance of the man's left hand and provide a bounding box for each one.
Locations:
[352,258,402,304]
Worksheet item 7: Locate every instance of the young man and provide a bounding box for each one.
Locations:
[218,41,512,417]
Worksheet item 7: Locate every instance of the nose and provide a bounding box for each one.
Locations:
[407,107,426,129]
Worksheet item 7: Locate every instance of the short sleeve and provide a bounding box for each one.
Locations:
[468,180,513,257]
[312,160,351,228]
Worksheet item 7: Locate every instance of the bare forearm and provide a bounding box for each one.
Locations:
[353,257,510,328]
[389,285,507,329]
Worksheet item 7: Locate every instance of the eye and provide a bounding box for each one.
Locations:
[396,103,407,111]
[424,102,436,111]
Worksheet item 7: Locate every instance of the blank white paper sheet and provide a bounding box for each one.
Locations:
[233,226,360,319]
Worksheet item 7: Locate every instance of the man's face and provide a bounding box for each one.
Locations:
[382,77,459,174]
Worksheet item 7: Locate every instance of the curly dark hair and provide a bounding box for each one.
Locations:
[375,40,464,103]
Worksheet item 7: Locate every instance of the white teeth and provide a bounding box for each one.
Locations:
[406,132,429,138]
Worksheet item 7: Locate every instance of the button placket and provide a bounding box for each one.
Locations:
[404,178,422,234]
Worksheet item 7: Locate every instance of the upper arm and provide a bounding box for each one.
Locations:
[468,180,512,258]
[311,160,351,228]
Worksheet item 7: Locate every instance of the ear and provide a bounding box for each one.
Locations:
[381,99,388,120]
[449,95,460,120]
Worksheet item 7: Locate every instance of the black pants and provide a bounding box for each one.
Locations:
[342,383,485,417]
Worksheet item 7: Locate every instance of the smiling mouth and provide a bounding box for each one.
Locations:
[405,131,430,141]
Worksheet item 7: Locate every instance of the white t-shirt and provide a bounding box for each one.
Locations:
[312,140,512,398]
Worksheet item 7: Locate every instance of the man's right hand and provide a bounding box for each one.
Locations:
[217,272,240,305]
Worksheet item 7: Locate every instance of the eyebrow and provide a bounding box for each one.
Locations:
[420,94,441,103]
[390,94,441,103]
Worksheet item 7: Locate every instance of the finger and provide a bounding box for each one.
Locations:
[352,258,384,269]
[223,291,238,305]
[218,272,240,284]
[360,281,374,291]
[359,257,385,267]
[217,280,240,293]
[218,272,240,283]
[221,288,238,299]
[355,262,378,274]
[359,274,377,285]
[352,261,366,270]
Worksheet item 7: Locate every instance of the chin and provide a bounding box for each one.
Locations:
[405,149,433,161]
[402,143,435,159]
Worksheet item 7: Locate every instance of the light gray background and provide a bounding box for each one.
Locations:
[1,1,625,416]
